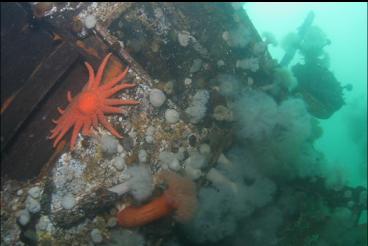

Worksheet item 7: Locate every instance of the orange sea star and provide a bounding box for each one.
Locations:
[49,53,139,149]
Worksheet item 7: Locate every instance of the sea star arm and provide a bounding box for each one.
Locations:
[84,62,95,89]
[50,121,65,135]
[92,53,112,89]
[50,112,71,134]
[51,118,75,147]
[82,118,92,136]
[105,99,140,105]
[103,83,137,98]
[67,91,73,103]
[101,105,124,114]
[92,114,98,128]
[100,66,129,90]
[97,110,123,138]
[57,107,65,114]
[70,120,83,149]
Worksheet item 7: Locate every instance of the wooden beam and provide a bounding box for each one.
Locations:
[1,41,79,152]
[1,59,89,180]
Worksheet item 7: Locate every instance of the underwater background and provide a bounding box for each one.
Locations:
[246,2,367,188]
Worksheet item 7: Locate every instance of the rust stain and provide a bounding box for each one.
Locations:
[52,32,63,42]
[1,91,18,114]
[76,40,100,59]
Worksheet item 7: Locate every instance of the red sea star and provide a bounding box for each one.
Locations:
[49,53,139,149]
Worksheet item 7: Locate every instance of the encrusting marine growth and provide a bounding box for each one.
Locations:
[117,170,197,227]
[49,53,139,149]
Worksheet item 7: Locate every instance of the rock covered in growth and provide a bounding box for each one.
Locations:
[112,156,126,171]
[163,81,174,95]
[138,149,148,163]
[145,126,155,139]
[149,89,166,107]
[107,217,117,228]
[117,144,124,153]
[213,105,233,122]
[185,90,210,124]
[16,189,23,196]
[126,165,154,202]
[215,74,241,98]
[52,189,118,228]
[199,144,211,156]
[17,209,31,226]
[28,186,42,199]
[234,90,278,141]
[222,25,252,48]
[36,215,54,231]
[178,31,192,47]
[90,228,103,243]
[84,15,97,29]
[159,151,181,171]
[184,165,202,180]
[165,109,180,124]
[236,57,260,72]
[184,78,192,86]
[184,150,208,170]
[168,158,181,171]
[189,58,202,73]
[61,193,76,210]
[100,135,119,155]
[26,197,41,214]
